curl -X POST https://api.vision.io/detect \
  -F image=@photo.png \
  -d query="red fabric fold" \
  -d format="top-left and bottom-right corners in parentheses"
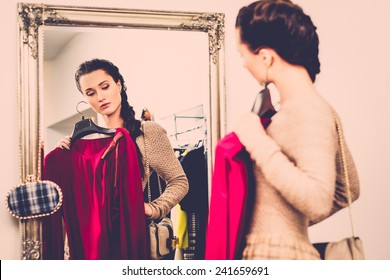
top-left (205, 118), bottom-right (270, 260)
top-left (43, 128), bottom-right (147, 259)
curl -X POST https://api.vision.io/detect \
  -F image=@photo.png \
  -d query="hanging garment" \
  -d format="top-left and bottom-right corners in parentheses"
top-left (174, 204), bottom-right (188, 248)
top-left (43, 128), bottom-right (147, 260)
top-left (179, 146), bottom-right (208, 214)
top-left (179, 146), bottom-right (208, 259)
top-left (205, 118), bottom-right (271, 260)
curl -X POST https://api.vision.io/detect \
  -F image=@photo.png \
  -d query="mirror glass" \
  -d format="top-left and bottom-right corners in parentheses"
top-left (17, 3), bottom-right (225, 260)
top-left (43, 27), bottom-right (209, 152)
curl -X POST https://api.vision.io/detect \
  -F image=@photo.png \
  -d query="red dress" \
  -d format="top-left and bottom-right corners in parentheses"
top-left (205, 118), bottom-right (271, 260)
top-left (43, 128), bottom-right (147, 259)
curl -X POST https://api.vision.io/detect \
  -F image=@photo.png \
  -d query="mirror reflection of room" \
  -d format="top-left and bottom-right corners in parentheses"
top-left (42, 26), bottom-right (211, 260)
top-left (43, 27), bottom-right (209, 152)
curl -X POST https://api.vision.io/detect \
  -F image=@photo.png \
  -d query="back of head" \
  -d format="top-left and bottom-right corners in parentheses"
top-left (236, 0), bottom-right (320, 82)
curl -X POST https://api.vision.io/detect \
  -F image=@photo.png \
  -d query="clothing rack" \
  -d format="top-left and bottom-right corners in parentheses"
top-left (159, 105), bottom-right (206, 148)
top-left (159, 105), bottom-right (208, 260)
top-left (169, 124), bottom-right (204, 139)
top-left (183, 212), bottom-right (199, 260)
top-left (179, 145), bottom-right (208, 260)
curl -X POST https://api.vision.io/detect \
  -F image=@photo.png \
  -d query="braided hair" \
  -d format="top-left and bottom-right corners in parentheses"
top-left (236, 0), bottom-right (320, 82)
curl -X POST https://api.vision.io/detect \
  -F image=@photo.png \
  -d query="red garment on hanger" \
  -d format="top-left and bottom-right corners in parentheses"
top-left (205, 118), bottom-right (270, 260)
top-left (43, 128), bottom-right (147, 259)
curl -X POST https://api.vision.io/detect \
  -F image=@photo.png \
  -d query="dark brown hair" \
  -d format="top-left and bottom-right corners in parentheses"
top-left (75, 58), bottom-right (144, 176)
top-left (236, 0), bottom-right (320, 82)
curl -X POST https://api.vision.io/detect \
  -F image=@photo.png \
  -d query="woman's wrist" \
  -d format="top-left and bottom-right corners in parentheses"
top-left (144, 203), bottom-right (153, 217)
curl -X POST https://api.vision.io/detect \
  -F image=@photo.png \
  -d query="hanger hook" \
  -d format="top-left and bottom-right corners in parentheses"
top-left (76, 101), bottom-right (88, 119)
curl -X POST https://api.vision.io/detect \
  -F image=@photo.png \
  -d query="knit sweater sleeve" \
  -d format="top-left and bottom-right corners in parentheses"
top-left (244, 102), bottom-right (338, 221)
top-left (140, 121), bottom-right (189, 219)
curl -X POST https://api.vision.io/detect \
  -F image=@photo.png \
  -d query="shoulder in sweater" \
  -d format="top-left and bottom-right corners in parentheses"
top-left (271, 93), bottom-right (335, 134)
top-left (266, 93), bottom-right (338, 159)
top-left (139, 121), bottom-right (168, 142)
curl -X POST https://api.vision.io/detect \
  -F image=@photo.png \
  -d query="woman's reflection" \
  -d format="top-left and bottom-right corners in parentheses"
top-left (43, 58), bottom-right (189, 259)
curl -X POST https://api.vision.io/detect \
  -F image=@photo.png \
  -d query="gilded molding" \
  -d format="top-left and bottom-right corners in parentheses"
top-left (22, 239), bottom-right (41, 260)
top-left (181, 13), bottom-right (225, 64)
top-left (16, 4), bottom-right (226, 259)
top-left (18, 3), bottom-right (68, 59)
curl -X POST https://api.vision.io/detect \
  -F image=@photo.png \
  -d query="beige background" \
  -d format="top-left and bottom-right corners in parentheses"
top-left (1, 0), bottom-right (389, 259)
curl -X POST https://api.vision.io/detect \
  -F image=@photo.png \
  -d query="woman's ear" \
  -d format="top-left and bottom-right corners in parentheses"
top-left (258, 48), bottom-right (274, 68)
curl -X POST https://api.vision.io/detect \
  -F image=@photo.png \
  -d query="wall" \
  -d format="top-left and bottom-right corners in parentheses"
top-left (1, 0), bottom-right (389, 259)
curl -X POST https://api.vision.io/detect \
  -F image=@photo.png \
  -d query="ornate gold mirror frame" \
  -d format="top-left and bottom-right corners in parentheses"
top-left (17, 3), bottom-right (226, 259)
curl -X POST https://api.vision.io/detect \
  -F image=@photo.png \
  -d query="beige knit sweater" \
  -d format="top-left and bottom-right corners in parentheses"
top-left (136, 121), bottom-right (189, 220)
top-left (241, 93), bottom-right (360, 258)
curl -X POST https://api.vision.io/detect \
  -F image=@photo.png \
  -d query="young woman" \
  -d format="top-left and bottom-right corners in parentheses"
top-left (50, 58), bottom-right (188, 259)
top-left (233, 0), bottom-right (360, 259)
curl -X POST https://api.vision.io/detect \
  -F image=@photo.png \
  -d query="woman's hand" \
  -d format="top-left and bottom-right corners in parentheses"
top-left (56, 136), bottom-right (71, 150)
top-left (144, 203), bottom-right (153, 217)
top-left (233, 112), bottom-right (266, 148)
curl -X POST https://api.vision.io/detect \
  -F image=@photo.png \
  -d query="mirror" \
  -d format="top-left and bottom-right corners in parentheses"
top-left (17, 3), bottom-right (225, 259)
top-left (43, 27), bottom-right (211, 153)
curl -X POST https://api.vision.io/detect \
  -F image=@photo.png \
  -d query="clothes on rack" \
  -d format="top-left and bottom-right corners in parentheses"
top-left (183, 212), bottom-right (200, 260)
top-left (174, 205), bottom-right (189, 249)
top-left (159, 106), bottom-right (207, 260)
top-left (43, 128), bottom-right (147, 260)
top-left (179, 145), bottom-right (208, 260)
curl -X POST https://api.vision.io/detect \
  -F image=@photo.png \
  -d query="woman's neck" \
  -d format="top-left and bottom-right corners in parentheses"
top-left (272, 65), bottom-right (317, 106)
top-left (102, 114), bottom-right (124, 129)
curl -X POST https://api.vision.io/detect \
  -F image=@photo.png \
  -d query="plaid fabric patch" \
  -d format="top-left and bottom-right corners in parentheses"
top-left (7, 181), bottom-right (62, 219)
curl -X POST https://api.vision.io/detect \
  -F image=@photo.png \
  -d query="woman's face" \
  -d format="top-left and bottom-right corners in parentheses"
top-left (79, 69), bottom-right (122, 118)
top-left (235, 28), bottom-right (266, 85)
